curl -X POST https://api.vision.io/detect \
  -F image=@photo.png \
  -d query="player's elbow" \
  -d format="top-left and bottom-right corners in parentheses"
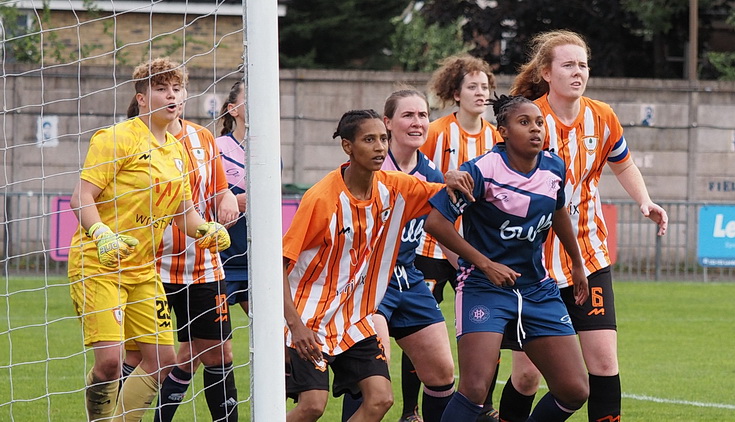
top-left (424, 210), bottom-right (445, 239)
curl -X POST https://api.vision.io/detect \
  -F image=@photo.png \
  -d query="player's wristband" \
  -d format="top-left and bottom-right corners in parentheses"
top-left (87, 222), bottom-right (111, 239)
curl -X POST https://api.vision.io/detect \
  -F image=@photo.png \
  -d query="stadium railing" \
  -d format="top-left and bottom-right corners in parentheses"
top-left (1, 191), bottom-right (734, 281)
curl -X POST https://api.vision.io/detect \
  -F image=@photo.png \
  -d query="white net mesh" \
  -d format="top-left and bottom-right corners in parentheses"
top-left (0, 1), bottom-right (253, 420)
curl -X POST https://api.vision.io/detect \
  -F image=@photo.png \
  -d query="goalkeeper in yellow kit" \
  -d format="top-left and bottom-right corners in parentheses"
top-left (67, 57), bottom-right (230, 422)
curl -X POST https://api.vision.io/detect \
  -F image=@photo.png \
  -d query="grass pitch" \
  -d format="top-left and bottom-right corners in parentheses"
top-left (1, 277), bottom-right (733, 420)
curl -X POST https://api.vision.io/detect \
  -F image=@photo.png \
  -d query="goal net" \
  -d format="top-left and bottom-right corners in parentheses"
top-left (0, 1), bottom-right (284, 420)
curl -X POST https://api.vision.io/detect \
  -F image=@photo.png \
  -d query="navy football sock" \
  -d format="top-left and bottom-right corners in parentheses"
top-left (154, 366), bottom-right (192, 422)
top-left (441, 392), bottom-right (482, 422)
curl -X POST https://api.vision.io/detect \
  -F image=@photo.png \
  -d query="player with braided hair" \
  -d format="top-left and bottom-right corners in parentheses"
top-left (340, 89), bottom-right (456, 422)
top-left (417, 53), bottom-right (505, 422)
top-left (425, 94), bottom-right (589, 422)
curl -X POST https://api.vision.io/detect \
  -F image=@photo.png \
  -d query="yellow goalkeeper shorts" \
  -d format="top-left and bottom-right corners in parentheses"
top-left (69, 273), bottom-right (174, 347)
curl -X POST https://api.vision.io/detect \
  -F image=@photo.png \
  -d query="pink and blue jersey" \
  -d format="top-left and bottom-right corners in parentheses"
top-left (215, 133), bottom-right (248, 282)
top-left (382, 150), bottom-right (444, 290)
top-left (430, 145), bottom-right (566, 288)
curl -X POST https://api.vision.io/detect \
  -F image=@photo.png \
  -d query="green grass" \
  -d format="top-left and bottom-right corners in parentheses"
top-left (1, 278), bottom-right (734, 420)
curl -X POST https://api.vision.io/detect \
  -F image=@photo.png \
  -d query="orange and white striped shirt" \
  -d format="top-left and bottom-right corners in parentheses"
top-left (418, 112), bottom-right (503, 258)
top-left (538, 94), bottom-right (632, 288)
top-left (157, 119), bottom-right (229, 284)
top-left (283, 164), bottom-right (443, 356)
top-left (421, 112), bottom-right (503, 174)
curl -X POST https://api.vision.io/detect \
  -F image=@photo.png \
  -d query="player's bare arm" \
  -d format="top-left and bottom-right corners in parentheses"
top-left (552, 208), bottom-right (589, 304)
top-left (609, 158), bottom-right (668, 236)
top-left (282, 259), bottom-right (323, 362)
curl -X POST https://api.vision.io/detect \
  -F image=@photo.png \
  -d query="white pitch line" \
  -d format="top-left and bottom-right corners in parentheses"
top-left (621, 393), bottom-right (735, 410)
top-left (491, 379), bottom-right (735, 410)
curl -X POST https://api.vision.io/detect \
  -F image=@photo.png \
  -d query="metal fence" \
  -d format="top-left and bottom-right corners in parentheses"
top-left (1, 192), bottom-right (733, 281)
top-left (609, 200), bottom-right (735, 281)
top-left (1, 191), bottom-right (71, 274)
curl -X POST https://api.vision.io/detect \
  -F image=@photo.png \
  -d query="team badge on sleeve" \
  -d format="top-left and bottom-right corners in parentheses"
top-left (450, 192), bottom-right (470, 215)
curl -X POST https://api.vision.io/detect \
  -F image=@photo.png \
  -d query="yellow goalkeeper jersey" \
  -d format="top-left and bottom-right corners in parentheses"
top-left (68, 117), bottom-right (192, 282)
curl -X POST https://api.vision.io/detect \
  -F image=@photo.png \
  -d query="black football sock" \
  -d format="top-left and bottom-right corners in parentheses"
top-left (341, 393), bottom-right (363, 422)
top-left (118, 361), bottom-right (136, 392)
top-left (203, 362), bottom-right (239, 421)
top-left (588, 373), bottom-right (621, 422)
top-left (499, 376), bottom-right (535, 422)
top-left (422, 382), bottom-right (454, 422)
top-left (401, 351), bottom-right (422, 417)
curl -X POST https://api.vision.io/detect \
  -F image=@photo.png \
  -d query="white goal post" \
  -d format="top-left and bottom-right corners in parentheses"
top-left (0, 0), bottom-right (285, 420)
top-left (244, 0), bottom-right (286, 420)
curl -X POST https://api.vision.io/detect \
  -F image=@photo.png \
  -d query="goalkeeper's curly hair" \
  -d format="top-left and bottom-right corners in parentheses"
top-left (131, 57), bottom-right (188, 96)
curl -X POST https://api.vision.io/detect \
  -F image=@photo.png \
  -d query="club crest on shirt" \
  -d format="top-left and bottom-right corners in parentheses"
top-left (582, 135), bottom-right (598, 152)
top-left (380, 208), bottom-right (391, 222)
top-left (547, 177), bottom-right (561, 192)
top-left (174, 158), bottom-right (184, 174)
top-left (191, 148), bottom-right (205, 161)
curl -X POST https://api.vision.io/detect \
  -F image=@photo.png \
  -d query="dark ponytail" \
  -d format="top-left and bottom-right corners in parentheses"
top-left (126, 96), bottom-right (139, 118)
top-left (332, 109), bottom-right (381, 142)
top-left (219, 80), bottom-right (244, 136)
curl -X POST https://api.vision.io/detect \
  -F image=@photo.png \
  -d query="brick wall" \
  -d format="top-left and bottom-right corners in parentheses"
top-left (38, 10), bottom-right (244, 70)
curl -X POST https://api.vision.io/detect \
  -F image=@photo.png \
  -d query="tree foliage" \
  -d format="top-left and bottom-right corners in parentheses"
top-left (420, 0), bottom-right (731, 79)
top-left (1, 0), bottom-right (118, 65)
top-left (389, 10), bottom-right (467, 72)
top-left (705, 9), bottom-right (735, 80)
top-left (278, 0), bottom-right (412, 69)
top-left (0, 4), bottom-right (43, 63)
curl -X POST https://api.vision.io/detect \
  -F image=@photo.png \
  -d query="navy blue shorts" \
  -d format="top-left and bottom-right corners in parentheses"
top-left (456, 278), bottom-right (575, 348)
top-left (377, 275), bottom-right (444, 339)
top-left (286, 335), bottom-right (390, 400)
top-left (225, 278), bottom-right (249, 305)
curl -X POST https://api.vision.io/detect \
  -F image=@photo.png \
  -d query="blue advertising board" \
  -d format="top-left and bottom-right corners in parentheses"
top-left (698, 205), bottom-right (735, 267)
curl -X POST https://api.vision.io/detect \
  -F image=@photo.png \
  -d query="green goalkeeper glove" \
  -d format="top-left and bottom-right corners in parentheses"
top-left (88, 222), bottom-right (139, 267)
top-left (195, 222), bottom-right (231, 253)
